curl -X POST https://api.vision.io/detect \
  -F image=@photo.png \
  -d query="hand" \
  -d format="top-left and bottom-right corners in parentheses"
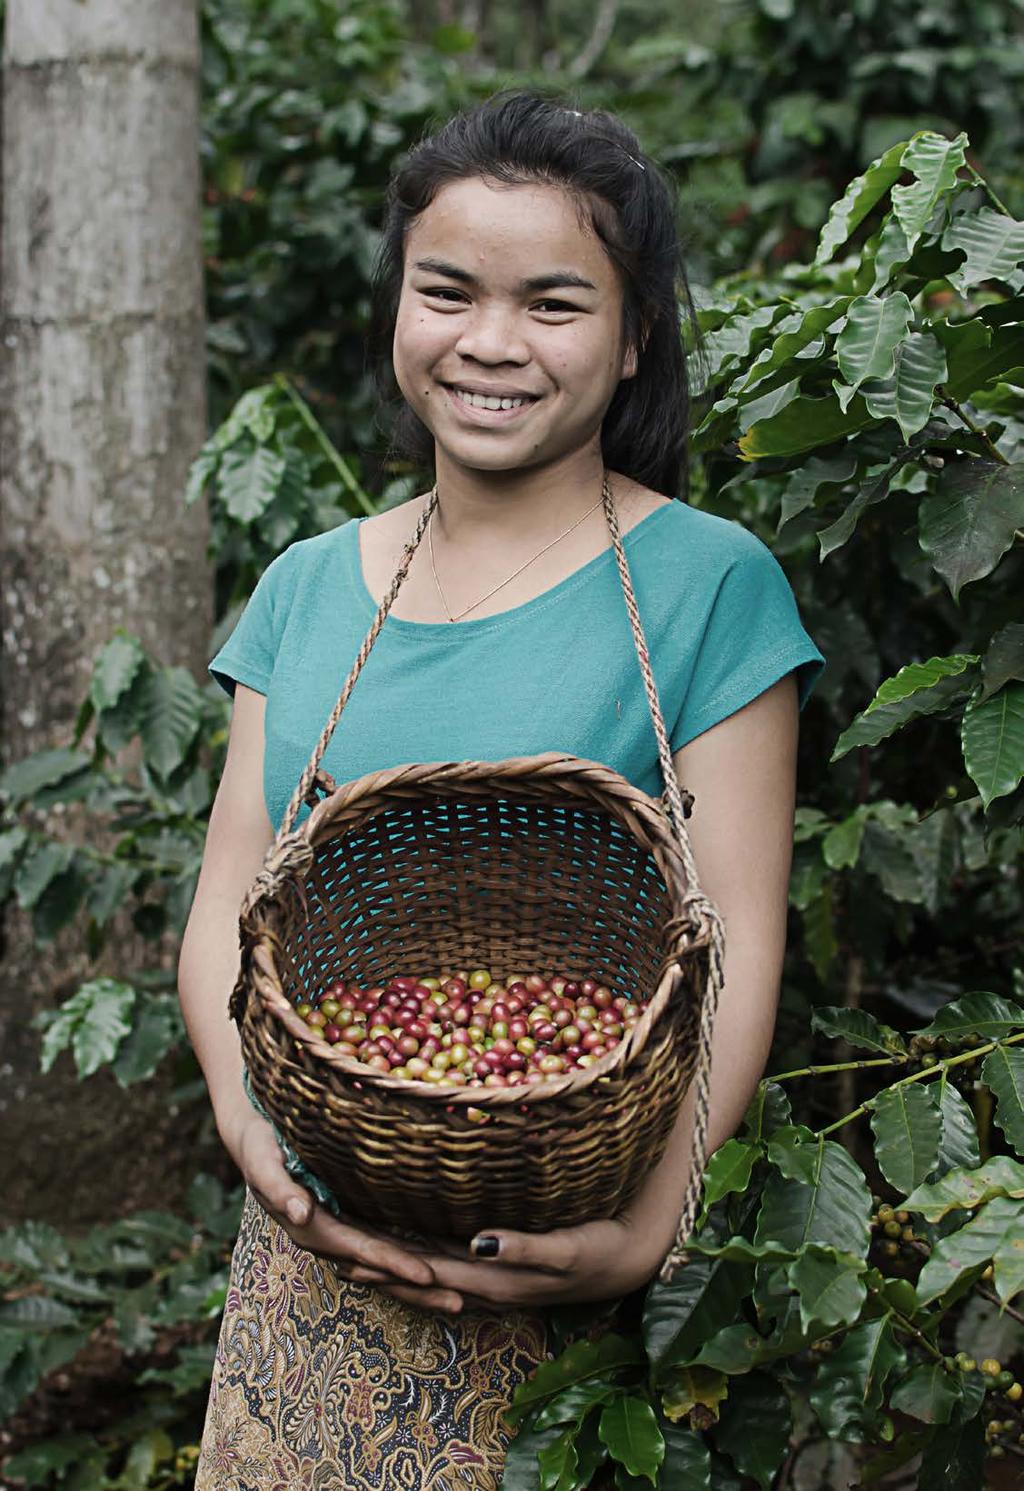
top-left (221, 1108), bottom-right (464, 1314)
top-left (348, 1214), bottom-right (663, 1314)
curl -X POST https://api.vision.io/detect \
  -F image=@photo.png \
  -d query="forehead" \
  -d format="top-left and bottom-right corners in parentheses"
top-left (404, 176), bottom-right (615, 286)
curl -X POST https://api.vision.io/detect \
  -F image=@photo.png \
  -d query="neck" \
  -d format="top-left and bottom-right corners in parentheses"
top-left (430, 447), bottom-right (608, 543)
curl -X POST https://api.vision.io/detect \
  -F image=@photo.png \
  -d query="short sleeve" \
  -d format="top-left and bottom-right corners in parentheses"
top-left (671, 535), bottom-right (825, 750)
top-left (208, 547), bottom-right (297, 699)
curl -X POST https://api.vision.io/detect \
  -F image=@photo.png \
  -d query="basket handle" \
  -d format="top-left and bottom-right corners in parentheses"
top-left (265, 475), bottom-right (724, 1280)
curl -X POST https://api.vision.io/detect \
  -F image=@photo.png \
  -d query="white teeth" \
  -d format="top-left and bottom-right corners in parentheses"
top-left (454, 389), bottom-right (527, 411)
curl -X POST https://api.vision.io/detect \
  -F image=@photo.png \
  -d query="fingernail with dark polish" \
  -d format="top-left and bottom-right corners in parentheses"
top-left (472, 1235), bottom-right (500, 1258)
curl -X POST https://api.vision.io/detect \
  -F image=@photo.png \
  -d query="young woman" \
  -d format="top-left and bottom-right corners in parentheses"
top-left (183, 91), bottom-right (824, 1486)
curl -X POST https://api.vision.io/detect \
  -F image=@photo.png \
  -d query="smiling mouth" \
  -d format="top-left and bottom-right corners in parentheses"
top-left (446, 385), bottom-right (540, 415)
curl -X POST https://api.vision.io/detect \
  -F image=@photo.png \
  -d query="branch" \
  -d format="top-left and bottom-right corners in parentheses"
top-left (965, 166), bottom-right (1013, 218)
top-left (816, 1030), bottom-right (1024, 1139)
top-left (567, 0), bottom-right (619, 79)
top-left (274, 374), bottom-right (377, 516)
top-left (940, 394), bottom-right (1011, 465)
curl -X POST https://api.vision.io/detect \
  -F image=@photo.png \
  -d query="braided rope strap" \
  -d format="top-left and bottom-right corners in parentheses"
top-left (602, 482), bottom-right (725, 1283)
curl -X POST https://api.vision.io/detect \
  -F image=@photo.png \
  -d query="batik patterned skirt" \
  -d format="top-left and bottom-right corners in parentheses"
top-left (194, 1189), bottom-right (560, 1489)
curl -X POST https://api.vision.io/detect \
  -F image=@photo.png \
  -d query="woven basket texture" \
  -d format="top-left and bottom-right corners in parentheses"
top-left (237, 756), bottom-right (709, 1240)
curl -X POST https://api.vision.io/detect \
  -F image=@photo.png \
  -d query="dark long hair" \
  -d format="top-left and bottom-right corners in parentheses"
top-left (367, 91), bottom-right (703, 500)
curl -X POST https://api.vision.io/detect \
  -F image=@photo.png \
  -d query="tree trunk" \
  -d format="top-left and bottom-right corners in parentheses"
top-left (1, 0), bottom-right (210, 740)
top-left (0, 0), bottom-right (213, 1226)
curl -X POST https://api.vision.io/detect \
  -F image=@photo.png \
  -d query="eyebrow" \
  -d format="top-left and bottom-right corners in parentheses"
top-left (411, 257), bottom-right (598, 294)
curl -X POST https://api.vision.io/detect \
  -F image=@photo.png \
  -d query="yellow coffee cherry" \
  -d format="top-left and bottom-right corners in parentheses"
top-left (981, 1264), bottom-right (994, 1281)
top-left (981, 1358), bottom-right (1002, 1377)
top-left (1007, 1383), bottom-right (1023, 1402)
top-left (901, 1226), bottom-right (915, 1242)
top-left (877, 1204), bottom-right (895, 1223)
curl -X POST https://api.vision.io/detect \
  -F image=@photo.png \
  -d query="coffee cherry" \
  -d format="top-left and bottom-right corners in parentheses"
top-left (981, 1359), bottom-right (1002, 1377)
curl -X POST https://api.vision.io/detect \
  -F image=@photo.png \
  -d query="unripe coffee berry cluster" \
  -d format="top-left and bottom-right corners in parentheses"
top-left (294, 967), bottom-right (646, 1088)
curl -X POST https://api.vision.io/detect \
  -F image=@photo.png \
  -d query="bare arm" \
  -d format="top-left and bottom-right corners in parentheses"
top-left (178, 683), bottom-right (275, 1149)
top-left (177, 684), bottom-right (448, 1298)
top-left (623, 672), bottom-right (799, 1259)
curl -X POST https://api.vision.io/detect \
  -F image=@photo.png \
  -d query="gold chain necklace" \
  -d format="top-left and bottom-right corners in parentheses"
top-left (427, 473), bottom-right (611, 623)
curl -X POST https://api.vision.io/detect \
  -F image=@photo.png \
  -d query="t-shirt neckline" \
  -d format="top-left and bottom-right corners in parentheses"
top-left (348, 502), bottom-right (675, 637)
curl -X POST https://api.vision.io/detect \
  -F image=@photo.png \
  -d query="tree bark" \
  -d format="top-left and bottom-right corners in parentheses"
top-left (1, 0), bottom-right (210, 744)
top-left (0, 0), bottom-right (213, 1225)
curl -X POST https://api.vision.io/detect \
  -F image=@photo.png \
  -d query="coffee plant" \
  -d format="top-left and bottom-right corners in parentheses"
top-left (2, 92), bottom-right (1023, 1491)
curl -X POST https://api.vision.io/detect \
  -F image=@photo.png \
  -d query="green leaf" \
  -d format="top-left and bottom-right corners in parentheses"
top-left (814, 140), bottom-right (907, 266)
top-left (743, 1082), bottom-right (791, 1142)
top-left (940, 207), bottom-right (1024, 294)
top-left (809, 1316), bottom-right (906, 1441)
top-left (184, 445), bottom-right (218, 507)
top-left (657, 1417), bottom-right (710, 1490)
top-left (534, 1376), bottom-right (619, 1430)
top-left (738, 392), bottom-right (874, 459)
top-left (0, 749), bottom-right (91, 807)
top-left (714, 1372), bottom-right (791, 1491)
top-left (831, 655), bottom-right (979, 759)
top-left (776, 452), bottom-right (859, 535)
top-left (890, 1363), bottom-right (962, 1425)
top-left (786, 1248), bottom-right (868, 1332)
top-left (891, 132), bottom-right (968, 252)
top-left (699, 1140), bottom-right (759, 1223)
top-left (0, 1294), bottom-right (81, 1329)
top-left (860, 331), bottom-right (948, 440)
top-left (905, 1155), bottom-right (1024, 1220)
top-left (834, 294), bottom-right (914, 408)
top-left (961, 682), bottom-right (1024, 809)
top-left (14, 840), bottom-right (74, 911)
top-left (935, 320), bottom-right (1024, 403)
top-left (0, 1220), bottom-right (70, 1271)
top-left (981, 1046), bottom-right (1024, 1156)
top-left (917, 1195), bottom-right (1024, 1305)
top-left (112, 994), bottom-right (184, 1087)
top-left (981, 622), bottom-right (1024, 701)
top-left (870, 1083), bottom-right (942, 1193)
top-left (755, 1134), bottom-right (871, 1255)
top-left (918, 1414), bottom-right (986, 1489)
top-left (217, 442), bottom-right (286, 522)
top-left (90, 632), bottom-right (146, 712)
top-left (741, 297), bottom-right (854, 392)
top-left (643, 1252), bottom-right (755, 1375)
top-left (498, 1422), bottom-right (567, 1491)
top-left (598, 1396), bottom-right (665, 1482)
top-left (811, 1006), bottom-right (908, 1056)
top-left (915, 993), bottom-right (1024, 1041)
top-left (2, 1436), bottom-right (98, 1485)
top-left (211, 384), bottom-right (280, 452)
top-left (918, 462), bottom-right (1024, 603)
top-left (39, 978), bottom-right (136, 1078)
top-left (822, 812), bottom-right (866, 869)
top-left (505, 1335), bottom-right (645, 1429)
top-left (537, 1427), bottom-right (577, 1491)
top-left (137, 666), bottom-right (204, 780)
top-left (933, 1081), bottom-right (982, 1177)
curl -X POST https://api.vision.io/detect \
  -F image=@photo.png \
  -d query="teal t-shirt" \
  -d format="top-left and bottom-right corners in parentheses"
top-left (210, 501), bottom-right (825, 832)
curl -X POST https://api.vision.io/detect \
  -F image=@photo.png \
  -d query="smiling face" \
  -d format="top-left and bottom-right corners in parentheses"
top-left (392, 176), bottom-right (637, 478)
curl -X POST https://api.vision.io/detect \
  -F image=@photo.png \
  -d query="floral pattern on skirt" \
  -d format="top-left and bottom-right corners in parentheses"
top-left (195, 1189), bottom-right (557, 1489)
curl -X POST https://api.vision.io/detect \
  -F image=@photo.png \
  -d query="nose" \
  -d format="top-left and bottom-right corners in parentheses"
top-left (453, 303), bottom-right (530, 366)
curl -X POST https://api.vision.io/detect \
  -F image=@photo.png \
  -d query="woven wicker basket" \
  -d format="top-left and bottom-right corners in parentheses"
top-left (231, 478), bottom-right (725, 1282)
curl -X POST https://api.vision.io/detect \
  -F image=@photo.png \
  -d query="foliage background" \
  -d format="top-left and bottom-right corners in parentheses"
top-left (1, 0), bottom-right (1023, 1486)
